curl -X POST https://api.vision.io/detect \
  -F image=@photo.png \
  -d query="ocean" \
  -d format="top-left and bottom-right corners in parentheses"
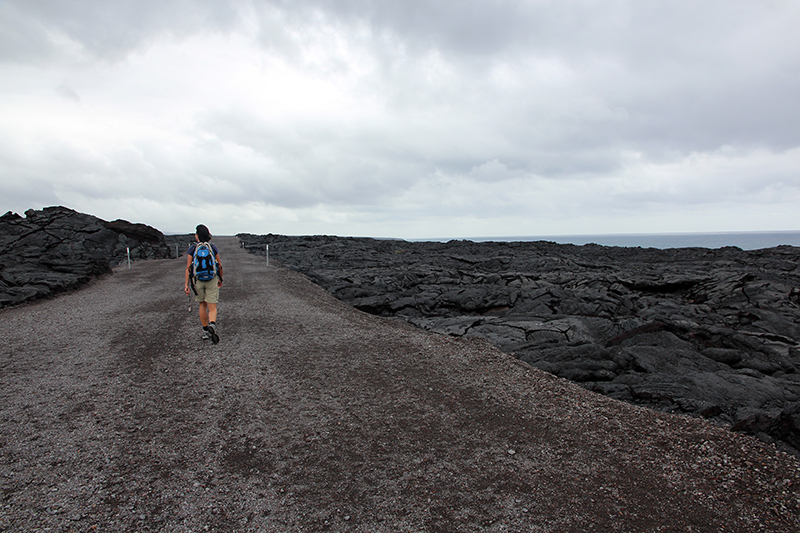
top-left (426, 231), bottom-right (800, 251)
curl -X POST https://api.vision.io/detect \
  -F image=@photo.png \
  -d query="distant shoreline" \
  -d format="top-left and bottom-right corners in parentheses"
top-left (412, 230), bottom-right (800, 250)
top-left (172, 230), bottom-right (800, 251)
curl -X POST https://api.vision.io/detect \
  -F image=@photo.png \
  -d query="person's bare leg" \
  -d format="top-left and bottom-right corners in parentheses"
top-left (199, 302), bottom-right (209, 327)
top-left (208, 303), bottom-right (217, 324)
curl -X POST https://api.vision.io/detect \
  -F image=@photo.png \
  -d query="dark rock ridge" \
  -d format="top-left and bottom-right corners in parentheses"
top-left (0, 206), bottom-right (172, 308)
top-left (164, 234), bottom-right (196, 256)
top-left (239, 233), bottom-right (800, 456)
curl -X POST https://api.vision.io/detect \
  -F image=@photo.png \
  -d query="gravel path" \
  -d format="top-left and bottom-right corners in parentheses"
top-left (1, 236), bottom-right (799, 532)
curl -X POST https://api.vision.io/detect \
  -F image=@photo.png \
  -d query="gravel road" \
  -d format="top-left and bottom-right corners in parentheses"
top-left (1, 236), bottom-right (799, 532)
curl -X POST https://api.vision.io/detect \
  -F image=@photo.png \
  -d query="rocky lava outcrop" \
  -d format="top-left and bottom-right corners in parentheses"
top-left (0, 206), bottom-right (172, 308)
top-left (239, 233), bottom-right (800, 456)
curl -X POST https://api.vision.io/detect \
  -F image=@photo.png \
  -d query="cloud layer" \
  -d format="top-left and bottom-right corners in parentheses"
top-left (2, 0), bottom-right (799, 237)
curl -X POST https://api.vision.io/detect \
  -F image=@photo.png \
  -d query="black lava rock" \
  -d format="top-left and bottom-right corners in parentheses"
top-left (239, 233), bottom-right (800, 456)
top-left (0, 206), bottom-right (172, 308)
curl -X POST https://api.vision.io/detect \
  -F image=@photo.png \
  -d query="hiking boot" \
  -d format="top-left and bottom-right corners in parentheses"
top-left (201, 330), bottom-right (211, 341)
top-left (208, 323), bottom-right (219, 344)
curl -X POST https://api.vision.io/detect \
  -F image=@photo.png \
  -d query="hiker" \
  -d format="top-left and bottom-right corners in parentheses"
top-left (184, 224), bottom-right (223, 343)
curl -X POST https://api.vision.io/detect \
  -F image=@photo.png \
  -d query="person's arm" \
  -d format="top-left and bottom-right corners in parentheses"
top-left (184, 253), bottom-right (192, 294)
top-left (216, 253), bottom-right (223, 287)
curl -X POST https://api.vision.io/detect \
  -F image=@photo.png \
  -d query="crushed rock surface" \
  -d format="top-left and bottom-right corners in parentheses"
top-left (1, 237), bottom-right (799, 532)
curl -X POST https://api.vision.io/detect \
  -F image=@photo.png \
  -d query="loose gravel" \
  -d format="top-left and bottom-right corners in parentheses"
top-left (1, 237), bottom-right (799, 532)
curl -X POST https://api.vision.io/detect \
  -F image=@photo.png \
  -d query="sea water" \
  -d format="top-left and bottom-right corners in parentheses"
top-left (426, 231), bottom-right (800, 251)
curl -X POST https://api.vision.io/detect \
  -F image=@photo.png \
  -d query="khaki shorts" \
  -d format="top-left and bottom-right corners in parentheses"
top-left (193, 277), bottom-right (220, 304)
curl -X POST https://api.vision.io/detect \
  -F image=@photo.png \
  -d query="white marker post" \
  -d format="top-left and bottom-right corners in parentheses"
top-left (266, 244), bottom-right (270, 267)
top-left (127, 247), bottom-right (131, 269)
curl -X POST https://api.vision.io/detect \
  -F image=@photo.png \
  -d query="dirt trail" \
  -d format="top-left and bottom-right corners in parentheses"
top-left (1, 236), bottom-right (799, 532)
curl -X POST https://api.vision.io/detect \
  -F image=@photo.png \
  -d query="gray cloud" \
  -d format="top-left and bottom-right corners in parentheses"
top-left (1, 0), bottom-right (240, 62)
top-left (1, 1), bottom-right (799, 237)
top-left (56, 83), bottom-right (81, 103)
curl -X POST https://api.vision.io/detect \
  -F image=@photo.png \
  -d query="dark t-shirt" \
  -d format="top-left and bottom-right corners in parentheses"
top-left (187, 243), bottom-right (219, 257)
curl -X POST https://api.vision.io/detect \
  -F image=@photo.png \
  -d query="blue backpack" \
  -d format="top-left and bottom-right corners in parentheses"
top-left (192, 242), bottom-right (217, 282)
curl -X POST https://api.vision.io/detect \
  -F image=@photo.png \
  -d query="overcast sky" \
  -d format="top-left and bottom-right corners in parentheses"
top-left (2, 1), bottom-right (799, 238)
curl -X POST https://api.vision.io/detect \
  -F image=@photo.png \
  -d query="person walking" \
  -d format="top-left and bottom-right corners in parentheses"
top-left (184, 224), bottom-right (223, 343)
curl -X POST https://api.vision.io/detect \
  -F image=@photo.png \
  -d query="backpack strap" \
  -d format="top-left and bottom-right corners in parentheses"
top-left (187, 243), bottom-right (199, 293)
top-left (204, 242), bottom-right (217, 279)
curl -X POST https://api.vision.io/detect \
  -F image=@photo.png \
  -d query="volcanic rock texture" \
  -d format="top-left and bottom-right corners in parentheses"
top-left (240, 234), bottom-right (800, 456)
top-left (0, 206), bottom-right (171, 308)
